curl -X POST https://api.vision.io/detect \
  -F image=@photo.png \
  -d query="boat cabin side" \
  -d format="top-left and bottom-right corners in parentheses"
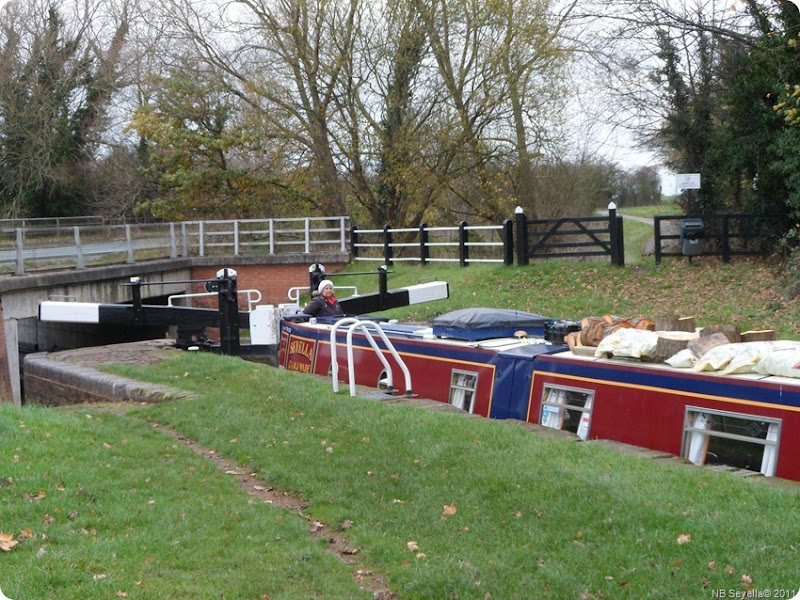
top-left (528, 351), bottom-right (800, 481)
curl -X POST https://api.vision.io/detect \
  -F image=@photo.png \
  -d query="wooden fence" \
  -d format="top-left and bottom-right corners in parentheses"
top-left (351, 221), bottom-right (514, 266)
top-left (350, 207), bottom-right (625, 267)
top-left (653, 214), bottom-right (770, 265)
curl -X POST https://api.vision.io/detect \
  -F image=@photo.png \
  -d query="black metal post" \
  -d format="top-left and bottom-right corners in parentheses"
top-left (130, 277), bottom-right (143, 324)
top-left (350, 225), bottom-right (359, 259)
top-left (458, 221), bottom-right (468, 267)
top-left (217, 269), bottom-right (241, 356)
top-left (616, 216), bottom-right (625, 266)
top-left (608, 204), bottom-right (619, 266)
top-left (378, 265), bottom-right (388, 311)
top-left (722, 215), bottom-right (731, 263)
top-left (502, 219), bottom-right (513, 265)
top-left (515, 209), bottom-right (528, 266)
top-left (654, 216), bottom-right (663, 265)
top-left (383, 224), bottom-right (393, 266)
top-left (419, 223), bottom-right (429, 266)
top-left (309, 263), bottom-right (326, 295)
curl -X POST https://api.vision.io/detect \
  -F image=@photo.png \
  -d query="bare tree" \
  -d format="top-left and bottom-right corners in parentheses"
top-left (148, 0), bottom-right (358, 215)
top-left (0, 0), bottom-right (132, 217)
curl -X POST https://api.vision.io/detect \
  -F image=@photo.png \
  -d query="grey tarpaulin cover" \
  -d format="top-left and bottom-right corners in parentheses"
top-left (431, 308), bottom-right (551, 340)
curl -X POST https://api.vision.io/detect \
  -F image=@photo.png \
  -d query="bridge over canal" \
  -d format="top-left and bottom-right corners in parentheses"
top-left (0, 216), bottom-right (351, 405)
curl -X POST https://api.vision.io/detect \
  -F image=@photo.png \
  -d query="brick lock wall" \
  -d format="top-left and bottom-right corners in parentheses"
top-left (188, 263), bottom-right (345, 310)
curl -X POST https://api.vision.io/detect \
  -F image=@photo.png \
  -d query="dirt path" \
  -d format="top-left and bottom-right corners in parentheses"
top-left (84, 402), bottom-right (397, 599)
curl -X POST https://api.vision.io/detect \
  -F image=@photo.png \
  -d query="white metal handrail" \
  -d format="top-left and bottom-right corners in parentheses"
top-left (168, 289), bottom-right (262, 312)
top-left (329, 317), bottom-right (413, 397)
top-left (287, 286), bottom-right (358, 304)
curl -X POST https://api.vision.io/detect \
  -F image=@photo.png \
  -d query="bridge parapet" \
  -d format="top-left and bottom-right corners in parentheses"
top-left (0, 216), bottom-right (350, 276)
top-left (0, 252), bottom-right (349, 405)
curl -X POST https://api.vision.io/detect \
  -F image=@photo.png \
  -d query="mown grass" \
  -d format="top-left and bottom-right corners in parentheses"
top-left (3, 353), bottom-right (797, 599)
top-left (0, 402), bottom-right (363, 600)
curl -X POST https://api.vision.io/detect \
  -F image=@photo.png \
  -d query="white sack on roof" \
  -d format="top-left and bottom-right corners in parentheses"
top-left (755, 347), bottom-right (800, 378)
top-left (595, 328), bottom-right (659, 359)
top-left (666, 348), bottom-right (697, 368)
top-left (694, 341), bottom-right (800, 375)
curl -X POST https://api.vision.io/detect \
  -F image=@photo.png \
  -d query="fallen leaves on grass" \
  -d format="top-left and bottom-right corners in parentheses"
top-left (0, 533), bottom-right (18, 552)
top-left (442, 503), bottom-right (457, 516)
top-left (676, 533), bottom-right (691, 545)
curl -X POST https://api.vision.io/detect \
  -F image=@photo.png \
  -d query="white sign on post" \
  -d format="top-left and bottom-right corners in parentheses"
top-left (675, 173), bottom-right (701, 190)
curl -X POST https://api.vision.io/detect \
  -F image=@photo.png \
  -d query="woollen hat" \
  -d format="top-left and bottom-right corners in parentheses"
top-left (318, 279), bottom-right (334, 294)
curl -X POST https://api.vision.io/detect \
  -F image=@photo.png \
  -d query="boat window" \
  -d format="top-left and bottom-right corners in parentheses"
top-left (449, 370), bottom-right (478, 413)
top-left (540, 385), bottom-right (594, 440)
top-left (682, 408), bottom-right (781, 476)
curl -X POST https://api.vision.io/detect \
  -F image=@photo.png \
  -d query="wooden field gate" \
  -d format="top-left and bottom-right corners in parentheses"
top-left (514, 208), bottom-right (625, 266)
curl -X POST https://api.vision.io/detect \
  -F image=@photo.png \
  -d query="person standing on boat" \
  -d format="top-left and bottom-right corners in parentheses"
top-left (303, 279), bottom-right (344, 317)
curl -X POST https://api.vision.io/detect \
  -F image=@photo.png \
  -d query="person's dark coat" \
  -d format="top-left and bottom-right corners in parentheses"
top-left (303, 295), bottom-right (343, 317)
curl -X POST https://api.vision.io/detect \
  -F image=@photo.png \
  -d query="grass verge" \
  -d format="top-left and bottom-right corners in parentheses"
top-left (331, 261), bottom-right (799, 339)
top-left (3, 353), bottom-right (798, 598)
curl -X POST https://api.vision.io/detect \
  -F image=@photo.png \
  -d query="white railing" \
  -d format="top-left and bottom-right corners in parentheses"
top-left (287, 286), bottom-right (358, 304)
top-left (167, 289), bottom-right (263, 312)
top-left (0, 216), bottom-right (350, 276)
top-left (329, 317), bottom-right (412, 397)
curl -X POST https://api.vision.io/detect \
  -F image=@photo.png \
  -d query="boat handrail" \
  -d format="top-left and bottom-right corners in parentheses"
top-left (330, 318), bottom-right (413, 397)
top-left (330, 318), bottom-right (376, 393)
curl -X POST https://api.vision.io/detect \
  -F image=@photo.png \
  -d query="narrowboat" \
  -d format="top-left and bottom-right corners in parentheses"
top-left (279, 307), bottom-right (800, 483)
top-left (35, 266), bottom-right (800, 483)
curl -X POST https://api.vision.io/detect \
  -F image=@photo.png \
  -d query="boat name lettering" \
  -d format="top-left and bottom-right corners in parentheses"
top-left (286, 339), bottom-right (314, 373)
top-left (288, 340), bottom-right (314, 361)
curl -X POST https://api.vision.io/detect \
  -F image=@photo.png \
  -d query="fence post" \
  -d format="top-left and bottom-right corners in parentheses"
top-left (607, 202), bottom-right (624, 266)
top-left (459, 221), bottom-right (469, 267)
top-left (340, 216), bottom-right (347, 252)
top-left (514, 207), bottom-right (528, 266)
top-left (616, 215), bottom-right (625, 266)
top-left (125, 224), bottom-right (134, 264)
top-left (74, 226), bottom-right (85, 269)
top-left (14, 228), bottom-right (24, 276)
top-left (304, 218), bottom-right (311, 254)
top-left (383, 224), bottom-right (393, 266)
top-left (181, 222), bottom-right (188, 257)
top-left (233, 220), bottom-right (240, 256)
top-left (721, 214), bottom-right (731, 263)
top-left (199, 221), bottom-right (205, 257)
top-left (502, 219), bottom-right (513, 265)
top-left (419, 223), bottom-right (429, 265)
top-left (269, 220), bottom-right (275, 254)
top-left (169, 223), bottom-right (177, 259)
top-left (350, 225), bottom-right (359, 259)
top-left (654, 216), bottom-right (662, 265)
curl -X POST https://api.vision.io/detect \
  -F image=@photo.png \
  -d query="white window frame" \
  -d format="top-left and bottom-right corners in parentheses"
top-left (540, 384), bottom-right (594, 440)
top-left (449, 370), bottom-right (478, 413)
top-left (681, 407), bottom-right (781, 476)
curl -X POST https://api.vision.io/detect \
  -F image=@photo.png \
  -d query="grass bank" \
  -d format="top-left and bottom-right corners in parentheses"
top-left (333, 260), bottom-right (799, 339)
top-left (2, 351), bottom-right (799, 599)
